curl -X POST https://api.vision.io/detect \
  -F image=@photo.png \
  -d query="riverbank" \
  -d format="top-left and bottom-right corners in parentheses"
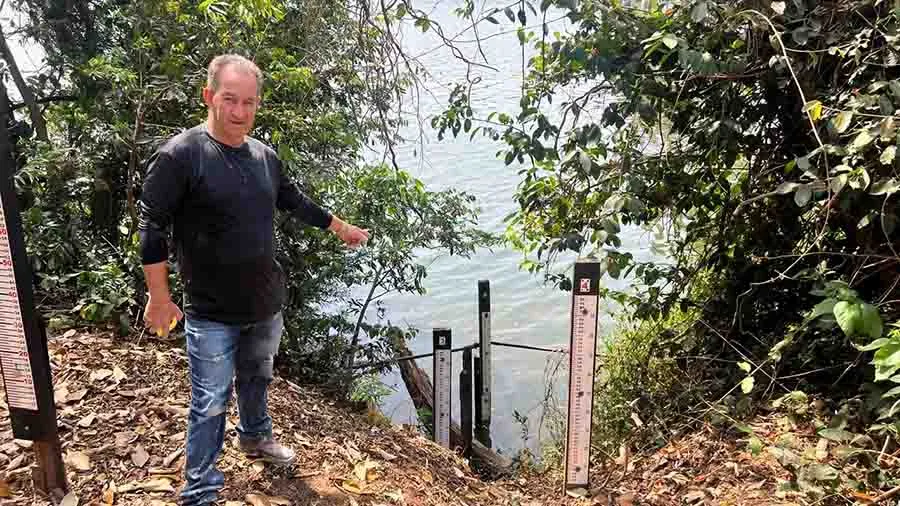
top-left (0, 329), bottom-right (883, 505)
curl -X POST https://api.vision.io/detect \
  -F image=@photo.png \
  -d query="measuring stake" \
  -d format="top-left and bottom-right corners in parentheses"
top-left (432, 328), bottom-right (452, 448)
top-left (477, 280), bottom-right (491, 429)
top-left (0, 87), bottom-right (67, 495)
top-left (564, 258), bottom-right (602, 494)
top-left (460, 348), bottom-right (473, 458)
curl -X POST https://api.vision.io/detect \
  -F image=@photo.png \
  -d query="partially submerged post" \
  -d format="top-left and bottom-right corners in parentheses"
top-left (0, 85), bottom-right (67, 496)
top-left (432, 328), bottom-right (452, 448)
top-left (475, 280), bottom-right (492, 447)
top-left (564, 258), bottom-right (602, 496)
top-left (459, 348), bottom-right (473, 458)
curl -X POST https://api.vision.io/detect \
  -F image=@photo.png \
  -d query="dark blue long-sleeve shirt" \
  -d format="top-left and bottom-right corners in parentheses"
top-left (137, 124), bottom-right (333, 324)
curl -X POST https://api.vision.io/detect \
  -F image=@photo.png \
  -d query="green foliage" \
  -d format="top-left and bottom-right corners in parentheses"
top-left (8, 0), bottom-right (491, 386)
top-left (348, 373), bottom-right (395, 406)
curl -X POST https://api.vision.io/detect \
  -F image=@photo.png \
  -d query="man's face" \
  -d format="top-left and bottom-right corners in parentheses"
top-left (203, 65), bottom-right (259, 141)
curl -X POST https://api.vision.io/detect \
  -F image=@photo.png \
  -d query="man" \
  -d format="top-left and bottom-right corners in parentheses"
top-left (137, 54), bottom-right (369, 505)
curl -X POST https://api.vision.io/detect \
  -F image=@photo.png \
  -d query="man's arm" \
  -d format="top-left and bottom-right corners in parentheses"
top-left (138, 150), bottom-right (187, 334)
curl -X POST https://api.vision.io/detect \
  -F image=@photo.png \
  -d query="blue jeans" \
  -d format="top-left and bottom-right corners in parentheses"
top-left (179, 311), bottom-right (283, 506)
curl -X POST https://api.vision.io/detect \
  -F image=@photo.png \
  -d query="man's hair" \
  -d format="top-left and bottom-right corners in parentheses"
top-left (206, 54), bottom-right (263, 94)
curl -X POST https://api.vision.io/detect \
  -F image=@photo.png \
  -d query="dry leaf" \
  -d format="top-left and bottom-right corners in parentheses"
top-left (353, 459), bottom-right (379, 483)
top-left (252, 461), bottom-right (265, 473)
top-left (139, 478), bottom-right (174, 492)
top-left (246, 493), bottom-right (289, 506)
top-left (375, 448), bottom-right (397, 461)
top-left (421, 470), bottom-right (433, 483)
top-left (163, 448), bottom-right (182, 468)
top-left (452, 467), bottom-right (465, 479)
top-left (102, 484), bottom-right (115, 506)
top-left (0, 477), bottom-right (10, 498)
top-left (65, 450), bottom-right (92, 471)
top-left (67, 389), bottom-right (88, 402)
top-left (294, 470), bottom-right (320, 479)
top-left (6, 454), bottom-right (24, 472)
top-left (77, 414), bottom-right (95, 428)
top-left (112, 366), bottom-right (127, 382)
top-left (384, 490), bottom-right (404, 503)
top-left (63, 329), bottom-right (76, 338)
top-left (225, 502), bottom-right (244, 506)
top-left (60, 491), bottom-right (79, 506)
top-left (91, 369), bottom-right (113, 382)
top-left (340, 478), bottom-right (371, 495)
top-left (131, 445), bottom-right (150, 467)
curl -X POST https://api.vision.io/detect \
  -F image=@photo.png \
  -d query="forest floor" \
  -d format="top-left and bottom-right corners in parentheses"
top-left (0, 330), bottom-right (889, 505)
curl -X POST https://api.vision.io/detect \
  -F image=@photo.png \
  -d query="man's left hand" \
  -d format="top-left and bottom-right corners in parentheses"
top-left (338, 223), bottom-right (370, 248)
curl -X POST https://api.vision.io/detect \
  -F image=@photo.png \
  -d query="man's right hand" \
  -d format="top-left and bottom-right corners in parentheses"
top-left (143, 295), bottom-right (184, 338)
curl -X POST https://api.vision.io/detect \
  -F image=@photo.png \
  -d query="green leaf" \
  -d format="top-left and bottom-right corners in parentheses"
top-left (882, 385), bottom-right (900, 398)
top-left (776, 182), bottom-right (799, 194)
top-left (833, 111), bottom-right (853, 133)
top-left (504, 7), bottom-right (516, 21)
top-left (854, 337), bottom-right (889, 352)
top-left (818, 428), bottom-right (854, 442)
top-left (579, 151), bottom-right (591, 172)
top-left (738, 361), bottom-right (752, 373)
top-left (796, 156), bottom-right (810, 171)
top-left (809, 298), bottom-right (836, 320)
top-left (806, 463), bottom-right (839, 481)
top-left (850, 130), bottom-right (874, 151)
top-left (873, 339), bottom-right (900, 381)
top-left (691, 1), bottom-right (708, 22)
top-left (485, 16), bottom-right (499, 24)
top-left (794, 184), bottom-right (812, 207)
top-left (748, 436), bottom-right (764, 456)
top-left (860, 303), bottom-right (883, 339)
top-left (741, 376), bottom-right (755, 394)
top-left (834, 300), bottom-right (862, 337)
top-left (882, 146), bottom-right (897, 165)
top-left (804, 100), bottom-right (822, 121)
top-left (661, 34), bottom-right (678, 49)
top-left (870, 178), bottom-right (900, 195)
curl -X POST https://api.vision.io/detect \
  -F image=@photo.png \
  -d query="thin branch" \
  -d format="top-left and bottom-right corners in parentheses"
top-left (0, 24), bottom-right (47, 141)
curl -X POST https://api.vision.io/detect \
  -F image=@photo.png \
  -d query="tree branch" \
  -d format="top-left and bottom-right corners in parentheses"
top-left (0, 24), bottom-right (47, 141)
top-left (11, 94), bottom-right (78, 111)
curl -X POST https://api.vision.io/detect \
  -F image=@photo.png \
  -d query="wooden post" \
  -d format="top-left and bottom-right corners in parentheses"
top-left (0, 84), bottom-right (67, 495)
top-left (459, 348), bottom-right (473, 458)
top-left (472, 356), bottom-right (492, 448)
top-left (563, 258), bottom-right (602, 496)
top-left (432, 328), bottom-right (451, 449)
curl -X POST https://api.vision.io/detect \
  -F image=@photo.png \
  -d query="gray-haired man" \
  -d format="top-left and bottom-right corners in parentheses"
top-left (138, 54), bottom-right (369, 505)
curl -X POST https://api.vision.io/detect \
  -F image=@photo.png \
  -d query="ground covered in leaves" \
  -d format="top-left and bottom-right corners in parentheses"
top-left (0, 331), bottom-right (532, 506)
top-left (0, 330), bottom-right (891, 506)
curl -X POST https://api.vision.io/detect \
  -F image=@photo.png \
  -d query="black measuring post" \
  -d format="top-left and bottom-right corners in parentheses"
top-left (476, 280), bottom-right (492, 432)
top-left (432, 328), bottom-right (452, 449)
top-left (472, 357), bottom-right (492, 447)
top-left (563, 258), bottom-right (602, 496)
top-left (0, 86), bottom-right (67, 494)
top-left (460, 348), bottom-right (473, 458)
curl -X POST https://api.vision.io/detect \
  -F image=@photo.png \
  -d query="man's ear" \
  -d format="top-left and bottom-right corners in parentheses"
top-left (202, 87), bottom-right (214, 107)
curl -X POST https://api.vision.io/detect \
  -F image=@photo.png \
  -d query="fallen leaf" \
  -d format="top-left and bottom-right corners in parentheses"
top-left (67, 389), bottom-right (88, 402)
top-left (375, 448), bottom-right (397, 461)
top-left (163, 448), bottom-right (182, 468)
top-left (90, 369), bottom-right (113, 382)
top-left (131, 445), bottom-right (150, 467)
top-left (353, 459), bottom-right (379, 482)
top-left (149, 467), bottom-right (179, 475)
top-left (63, 329), bottom-right (76, 338)
top-left (6, 454), bottom-right (24, 471)
top-left (65, 450), bottom-right (91, 471)
top-left (0, 477), bottom-right (10, 498)
top-left (225, 502), bottom-right (244, 506)
top-left (60, 491), bottom-right (79, 506)
top-left (112, 366), bottom-right (127, 382)
top-left (252, 461), bottom-right (265, 473)
top-left (246, 493), bottom-right (289, 506)
top-left (138, 478), bottom-right (174, 492)
top-left (452, 467), bottom-right (465, 479)
top-left (421, 470), bottom-right (433, 483)
top-left (294, 470), bottom-right (320, 479)
top-left (13, 439), bottom-right (31, 449)
top-left (384, 490), bottom-right (404, 503)
top-left (102, 483), bottom-right (115, 506)
top-left (77, 414), bottom-right (96, 428)
top-left (340, 478), bottom-right (373, 495)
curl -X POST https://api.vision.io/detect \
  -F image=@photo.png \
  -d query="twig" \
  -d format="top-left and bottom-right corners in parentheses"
top-left (873, 485), bottom-right (900, 504)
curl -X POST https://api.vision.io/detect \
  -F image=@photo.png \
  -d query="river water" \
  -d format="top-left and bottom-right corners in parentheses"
top-left (371, 1), bottom-right (654, 458)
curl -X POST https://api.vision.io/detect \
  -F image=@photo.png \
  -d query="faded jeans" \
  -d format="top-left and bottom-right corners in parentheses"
top-left (179, 311), bottom-right (283, 506)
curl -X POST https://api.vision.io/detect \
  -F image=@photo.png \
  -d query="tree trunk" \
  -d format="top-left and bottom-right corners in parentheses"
top-left (392, 339), bottom-right (512, 477)
top-left (0, 25), bottom-right (48, 142)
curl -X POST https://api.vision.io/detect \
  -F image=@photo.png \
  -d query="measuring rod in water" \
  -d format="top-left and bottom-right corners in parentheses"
top-left (564, 258), bottom-right (602, 494)
top-left (433, 328), bottom-right (452, 448)
top-left (477, 280), bottom-right (492, 429)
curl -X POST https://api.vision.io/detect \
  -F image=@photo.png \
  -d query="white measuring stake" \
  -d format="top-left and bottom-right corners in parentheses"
top-left (433, 328), bottom-right (452, 448)
top-left (0, 197), bottom-right (36, 411)
top-left (477, 280), bottom-right (491, 428)
top-left (564, 258), bottom-right (601, 493)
